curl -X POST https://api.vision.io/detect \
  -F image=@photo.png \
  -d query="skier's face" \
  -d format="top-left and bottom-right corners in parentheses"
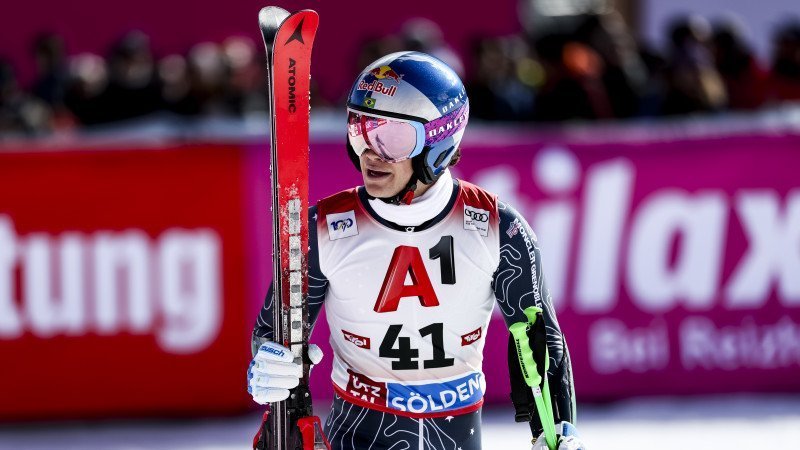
top-left (359, 149), bottom-right (414, 198)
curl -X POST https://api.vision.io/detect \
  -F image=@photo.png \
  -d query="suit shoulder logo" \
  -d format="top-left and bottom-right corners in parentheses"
top-left (327, 210), bottom-right (358, 240)
top-left (463, 205), bottom-right (489, 237)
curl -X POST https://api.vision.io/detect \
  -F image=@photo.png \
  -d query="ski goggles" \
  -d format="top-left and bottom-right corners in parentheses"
top-left (347, 108), bottom-right (426, 163)
top-left (347, 103), bottom-right (470, 163)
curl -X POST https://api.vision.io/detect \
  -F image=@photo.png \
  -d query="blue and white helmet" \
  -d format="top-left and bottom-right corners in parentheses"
top-left (346, 51), bottom-right (469, 186)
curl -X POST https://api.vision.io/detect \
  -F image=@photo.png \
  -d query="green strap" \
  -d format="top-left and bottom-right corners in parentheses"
top-left (510, 306), bottom-right (557, 450)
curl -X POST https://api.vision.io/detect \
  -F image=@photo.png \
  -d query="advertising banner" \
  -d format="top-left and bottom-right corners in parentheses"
top-left (2, 128), bottom-right (799, 420)
top-left (292, 132), bottom-right (800, 403)
top-left (0, 144), bottom-right (255, 420)
top-left (453, 132), bottom-right (800, 401)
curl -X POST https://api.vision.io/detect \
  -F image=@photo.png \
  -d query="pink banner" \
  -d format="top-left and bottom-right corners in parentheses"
top-left (455, 133), bottom-right (800, 401)
top-left (252, 131), bottom-right (800, 403)
top-left (2, 127), bottom-right (798, 422)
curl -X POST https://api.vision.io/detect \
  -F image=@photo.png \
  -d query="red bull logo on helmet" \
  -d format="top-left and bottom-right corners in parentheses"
top-left (357, 79), bottom-right (398, 97)
top-left (369, 65), bottom-right (404, 83)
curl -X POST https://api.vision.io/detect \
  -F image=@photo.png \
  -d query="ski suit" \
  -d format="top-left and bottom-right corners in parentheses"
top-left (253, 176), bottom-right (575, 449)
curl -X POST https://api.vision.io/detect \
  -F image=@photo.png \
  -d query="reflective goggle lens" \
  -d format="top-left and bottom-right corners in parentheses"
top-left (347, 110), bottom-right (423, 163)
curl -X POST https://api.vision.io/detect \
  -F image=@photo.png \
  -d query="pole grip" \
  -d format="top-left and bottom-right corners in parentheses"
top-left (510, 306), bottom-right (558, 450)
top-left (509, 322), bottom-right (541, 388)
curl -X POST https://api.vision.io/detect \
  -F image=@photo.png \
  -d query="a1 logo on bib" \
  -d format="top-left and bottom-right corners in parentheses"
top-left (327, 210), bottom-right (358, 240)
top-left (463, 205), bottom-right (489, 237)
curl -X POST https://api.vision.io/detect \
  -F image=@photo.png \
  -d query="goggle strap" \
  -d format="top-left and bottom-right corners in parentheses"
top-left (347, 104), bottom-right (429, 124)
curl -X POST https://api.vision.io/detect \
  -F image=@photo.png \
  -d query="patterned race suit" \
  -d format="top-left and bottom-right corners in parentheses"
top-left (253, 179), bottom-right (575, 449)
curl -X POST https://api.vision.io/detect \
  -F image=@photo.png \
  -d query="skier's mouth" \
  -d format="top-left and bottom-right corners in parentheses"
top-left (366, 168), bottom-right (391, 179)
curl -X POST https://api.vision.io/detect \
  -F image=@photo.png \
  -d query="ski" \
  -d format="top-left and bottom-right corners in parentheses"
top-left (254, 6), bottom-right (328, 450)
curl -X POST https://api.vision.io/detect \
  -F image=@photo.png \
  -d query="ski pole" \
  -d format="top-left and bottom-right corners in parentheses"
top-left (509, 306), bottom-right (557, 450)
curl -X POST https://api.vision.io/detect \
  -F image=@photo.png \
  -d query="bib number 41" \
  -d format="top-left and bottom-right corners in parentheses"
top-left (379, 323), bottom-right (455, 370)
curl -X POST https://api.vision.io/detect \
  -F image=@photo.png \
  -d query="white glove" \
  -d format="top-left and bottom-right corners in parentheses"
top-left (531, 422), bottom-right (586, 450)
top-left (247, 341), bottom-right (324, 405)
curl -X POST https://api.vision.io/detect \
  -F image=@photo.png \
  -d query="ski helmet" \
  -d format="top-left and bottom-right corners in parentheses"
top-left (346, 51), bottom-right (469, 204)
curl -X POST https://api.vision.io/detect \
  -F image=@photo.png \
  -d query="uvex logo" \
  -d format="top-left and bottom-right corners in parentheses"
top-left (342, 330), bottom-right (370, 349)
top-left (461, 327), bottom-right (482, 346)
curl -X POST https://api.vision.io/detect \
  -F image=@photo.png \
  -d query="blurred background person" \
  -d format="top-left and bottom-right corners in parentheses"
top-left (221, 36), bottom-right (268, 115)
top-left (63, 52), bottom-right (109, 126)
top-left (711, 15), bottom-right (768, 111)
top-left (532, 31), bottom-right (614, 121)
top-left (467, 35), bottom-right (539, 121)
top-left (31, 33), bottom-right (75, 129)
top-left (102, 31), bottom-right (162, 123)
top-left (401, 17), bottom-right (465, 76)
top-left (0, 58), bottom-right (50, 136)
top-left (574, 12), bottom-right (647, 119)
top-left (768, 18), bottom-right (800, 102)
top-left (661, 15), bottom-right (727, 115)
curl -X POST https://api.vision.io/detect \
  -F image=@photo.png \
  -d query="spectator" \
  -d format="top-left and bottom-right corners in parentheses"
top-left (467, 36), bottom-right (538, 121)
top-left (102, 31), bottom-right (162, 122)
top-left (662, 15), bottom-right (727, 115)
top-left (221, 36), bottom-right (268, 114)
top-left (636, 43), bottom-right (668, 117)
top-left (768, 18), bottom-right (800, 102)
top-left (533, 32), bottom-right (613, 121)
top-left (158, 53), bottom-right (194, 115)
top-left (401, 18), bottom-right (464, 77)
top-left (64, 53), bottom-right (109, 126)
top-left (576, 13), bottom-right (647, 118)
top-left (185, 41), bottom-right (229, 115)
top-left (32, 34), bottom-right (68, 109)
top-left (0, 59), bottom-right (51, 135)
top-left (711, 16), bottom-right (768, 110)
top-left (32, 33), bottom-right (77, 130)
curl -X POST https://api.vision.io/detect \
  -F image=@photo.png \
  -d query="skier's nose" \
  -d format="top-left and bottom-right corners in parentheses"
top-left (362, 148), bottom-right (383, 162)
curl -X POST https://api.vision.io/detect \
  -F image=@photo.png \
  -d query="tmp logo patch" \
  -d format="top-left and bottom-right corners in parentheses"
top-left (327, 210), bottom-right (358, 240)
top-left (463, 205), bottom-right (489, 237)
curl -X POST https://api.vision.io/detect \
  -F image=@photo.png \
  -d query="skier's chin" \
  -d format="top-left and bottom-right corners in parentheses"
top-left (363, 171), bottom-right (403, 198)
top-left (363, 178), bottom-right (396, 198)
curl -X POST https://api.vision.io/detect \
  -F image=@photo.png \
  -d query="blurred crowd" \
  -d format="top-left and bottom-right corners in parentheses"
top-left (2, 13), bottom-right (800, 135)
top-left (465, 13), bottom-right (800, 122)
top-left (0, 31), bottom-right (270, 135)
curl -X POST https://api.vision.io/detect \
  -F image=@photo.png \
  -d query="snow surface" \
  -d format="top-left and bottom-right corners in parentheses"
top-left (1, 395), bottom-right (798, 450)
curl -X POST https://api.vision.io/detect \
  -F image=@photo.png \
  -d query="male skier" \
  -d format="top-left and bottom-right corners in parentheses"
top-left (248, 51), bottom-right (585, 450)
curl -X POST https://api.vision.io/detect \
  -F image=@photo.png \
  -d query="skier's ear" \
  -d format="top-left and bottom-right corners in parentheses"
top-left (448, 147), bottom-right (462, 167)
